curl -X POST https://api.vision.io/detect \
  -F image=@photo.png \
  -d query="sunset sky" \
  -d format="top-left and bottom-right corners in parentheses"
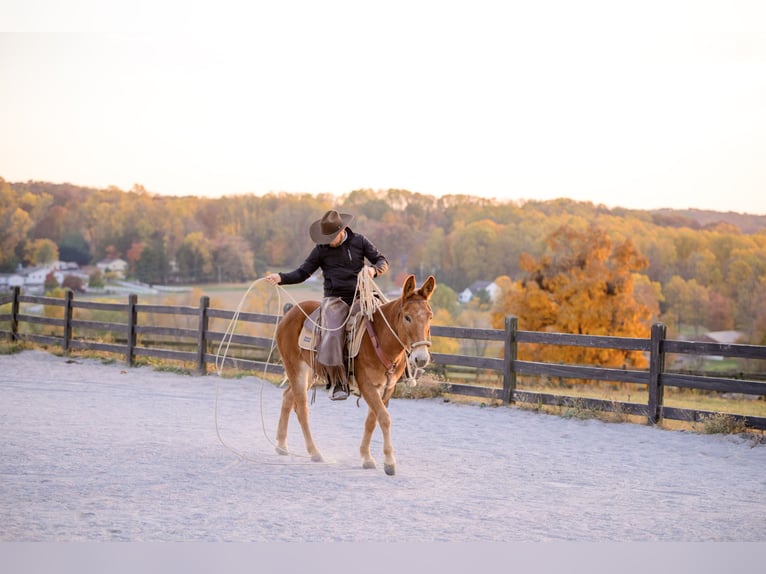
top-left (2, 1), bottom-right (765, 214)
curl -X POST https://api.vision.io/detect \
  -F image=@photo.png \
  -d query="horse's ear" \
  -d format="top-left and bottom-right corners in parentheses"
top-left (401, 274), bottom-right (417, 299)
top-left (419, 275), bottom-right (436, 300)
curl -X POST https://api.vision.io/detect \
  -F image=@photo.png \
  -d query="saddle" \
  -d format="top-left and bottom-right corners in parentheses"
top-left (297, 303), bottom-right (372, 396)
top-left (298, 306), bottom-right (366, 358)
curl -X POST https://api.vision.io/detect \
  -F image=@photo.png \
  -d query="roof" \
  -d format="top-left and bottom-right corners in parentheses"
top-left (467, 280), bottom-right (493, 292)
top-left (703, 331), bottom-right (744, 344)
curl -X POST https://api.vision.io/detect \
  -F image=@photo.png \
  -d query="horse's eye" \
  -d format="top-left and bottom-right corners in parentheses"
top-left (404, 315), bottom-right (412, 324)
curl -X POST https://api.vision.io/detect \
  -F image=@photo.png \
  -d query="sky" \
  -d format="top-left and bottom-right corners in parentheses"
top-left (1, 1), bottom-right (765, 214)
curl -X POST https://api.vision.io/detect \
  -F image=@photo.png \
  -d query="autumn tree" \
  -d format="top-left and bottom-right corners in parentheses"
top-left (89, 269), bottom-right (105, 288)
top-left (343, 189), bottom-right (393, 221)
top-left (752, 277), bottom-right (766, 345)
top-left (492, 224), bottom-right (651, 367)
top-left (0, 178), bottom-right (33, 270)
top-left (62, 275), bottom-right (85, 293)
top-left (175, 232), bottom-right (213, 282)
top-left (706, 291), bottom-right (734, 331)
top-left (103, 245), bottom-right (121, 261)
top-left (631, 274), bottom-right (662, 326)
top-left (25, 238), bottom-right (59, 266)
top-left (429, 283), bottom-right (459, 317)
top-left (421, 227), bottom-right (447, 283)
top-left (726, 247), bottom-right (766, 340)
top-left (44, 271), bottom-right (59, 292)
top-left (125, 241), bottom-right (145, 277)
top-left (211, 234), bottom-right (256, 282)
top-left (661, 276), bottom-right (710, 337)
top-left (450, 220), bottom-right (503, 289)
top-left (135, 240), bottom-right (169, 285)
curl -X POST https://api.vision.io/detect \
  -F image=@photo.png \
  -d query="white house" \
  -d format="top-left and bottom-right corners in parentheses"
top-left (97, 258), bottom-right (129, 279)
top-left (53, 261), bottom-right (80, 271)
top-left (20, 266), bottom-right (51, 286)
top-left (458, 280), bottom-right (501, 304)
top-left (0, 274), bottom-right (16, 291)
top-left (0, 265), bottom-right (53, 293)
top-left (1, 262), bottom-right (93, 292)
top-left (0, 273), bottom-right (23, 288)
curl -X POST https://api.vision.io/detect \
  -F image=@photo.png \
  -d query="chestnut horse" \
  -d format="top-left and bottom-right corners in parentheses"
top-left (275, 274), bottom-right (435, 475)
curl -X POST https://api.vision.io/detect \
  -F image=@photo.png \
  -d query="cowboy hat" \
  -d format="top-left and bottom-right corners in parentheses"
top-left (309, 210), bottom-right (354, 244)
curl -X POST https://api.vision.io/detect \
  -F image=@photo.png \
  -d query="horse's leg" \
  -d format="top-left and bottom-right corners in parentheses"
top-left (360, 388), bottom-right (396, 475)
top-left (359, 407), bottom-right (378, 469)
top-left (275, 385), bottom-right (294, 456)
top-left (292, 362), bottom-right (323, 462)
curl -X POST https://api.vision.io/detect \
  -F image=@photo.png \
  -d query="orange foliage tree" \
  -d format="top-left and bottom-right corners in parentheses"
top-left (492, 225), bottom-right (652, 368)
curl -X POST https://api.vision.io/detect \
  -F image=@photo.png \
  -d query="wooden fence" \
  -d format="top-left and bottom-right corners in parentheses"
top-left (2, 286), bottom-right (765, 430)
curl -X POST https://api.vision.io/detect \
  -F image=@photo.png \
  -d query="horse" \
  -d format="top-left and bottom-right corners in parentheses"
top-left (274, 274), bottom-right (435, 476)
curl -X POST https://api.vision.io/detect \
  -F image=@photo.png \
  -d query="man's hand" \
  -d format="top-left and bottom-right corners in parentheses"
top-left (265, 273), bottom-right (281, 285)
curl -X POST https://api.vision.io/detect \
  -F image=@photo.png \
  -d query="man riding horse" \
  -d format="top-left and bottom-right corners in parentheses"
top-left (265, 209), bottom-right (389, 400)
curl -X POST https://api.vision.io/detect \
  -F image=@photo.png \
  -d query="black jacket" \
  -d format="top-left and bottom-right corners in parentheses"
top-left (278, 228), bottom-right (389, 305)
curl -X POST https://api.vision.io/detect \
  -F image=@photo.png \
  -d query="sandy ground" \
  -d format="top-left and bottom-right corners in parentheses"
top-left (1, 350), bottom-right (765, 542)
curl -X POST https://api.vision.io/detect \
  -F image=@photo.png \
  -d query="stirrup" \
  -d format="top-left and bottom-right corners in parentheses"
top-left (329, 381), bottom-right (349, 401)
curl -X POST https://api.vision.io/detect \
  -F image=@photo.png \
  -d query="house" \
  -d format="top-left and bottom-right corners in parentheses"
top-left (0, 272), bottom-right (24, 290)
top-left (0, 262), bottom-right (91, 293)
top-left (0, 274), bottom-right (15, 291)
top-left (19, 266), bottom-right (51, 286)
top-left (700, 330), bottom-right (745, 360)
top-left (97, 257), bottom-right (129, 279)
top-left (54, 261), bottom-right (81, 272)
top-left (0, 265), bottom-right (53, 294)
top-left (702, 331), bottom-right (745, 345)
top-left (458, 280), bottom-right (501, 304)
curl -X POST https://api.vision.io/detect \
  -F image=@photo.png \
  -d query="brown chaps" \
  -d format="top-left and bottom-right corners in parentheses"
top-left (316, 297), bottom-right (350, 384)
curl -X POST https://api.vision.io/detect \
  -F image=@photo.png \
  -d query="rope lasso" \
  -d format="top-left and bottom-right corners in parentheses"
top-left (212, 277), bottom-right (317, 464)
top-left (212, 268), bottom-right (386, 464)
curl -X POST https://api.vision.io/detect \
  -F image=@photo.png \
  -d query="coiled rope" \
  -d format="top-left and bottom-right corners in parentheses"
top-left (213, 268), bottom-right (388, 465)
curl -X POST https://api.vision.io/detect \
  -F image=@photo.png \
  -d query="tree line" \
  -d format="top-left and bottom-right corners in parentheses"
top-left (2, 177), bottom-right (766, 347)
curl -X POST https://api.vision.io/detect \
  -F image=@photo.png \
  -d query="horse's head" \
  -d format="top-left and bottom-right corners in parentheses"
top-left (398, 274), bottom-right (436, 369)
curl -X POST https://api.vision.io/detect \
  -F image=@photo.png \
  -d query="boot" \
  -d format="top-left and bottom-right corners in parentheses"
top-left (329, 379), bottom-right (349, 401)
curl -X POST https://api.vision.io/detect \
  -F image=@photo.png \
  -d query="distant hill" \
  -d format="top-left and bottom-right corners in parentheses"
top-left (7, 178), bottom-right (766, 234)
top-left (649, 208), bottom-right (766, 234)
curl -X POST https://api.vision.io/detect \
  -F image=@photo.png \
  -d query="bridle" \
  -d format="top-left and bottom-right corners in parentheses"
top-left (364, 299), bottom-right (432, 384)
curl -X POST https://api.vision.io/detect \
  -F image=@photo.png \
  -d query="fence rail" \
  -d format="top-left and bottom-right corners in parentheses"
top-left (2, 287), bottom-right (765, 430)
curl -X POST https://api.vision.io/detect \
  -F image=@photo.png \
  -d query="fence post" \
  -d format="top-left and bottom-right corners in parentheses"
top-left (10, 286), bottom-right (20, 342)
top-left (126, 294), bottom-right (138, 366)
top-left (502, 316), bottom-right (518, 404)
top-left (63, 289), bottom-right (74, 355)
top-left (648, 322), bottom-right (667, 425)
top-left (196, 295), bottom-right (210, 375)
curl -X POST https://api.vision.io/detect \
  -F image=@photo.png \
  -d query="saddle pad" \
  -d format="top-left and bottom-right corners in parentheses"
top-left (298, 308), bottom-right (321, 351)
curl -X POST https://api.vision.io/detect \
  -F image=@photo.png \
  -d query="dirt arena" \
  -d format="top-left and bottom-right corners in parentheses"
top-left (2, 350), bottom-right (765, 542)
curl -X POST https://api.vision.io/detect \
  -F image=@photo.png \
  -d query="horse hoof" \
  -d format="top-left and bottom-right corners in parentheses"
top-left (275, 446), bottom-right (289, 456)
top-left (362, 460), bottom-right (376, 470)
top-left (384, 464), bottom-right (396, 476)
top-left (311, 452), bottom-right (324, 463)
